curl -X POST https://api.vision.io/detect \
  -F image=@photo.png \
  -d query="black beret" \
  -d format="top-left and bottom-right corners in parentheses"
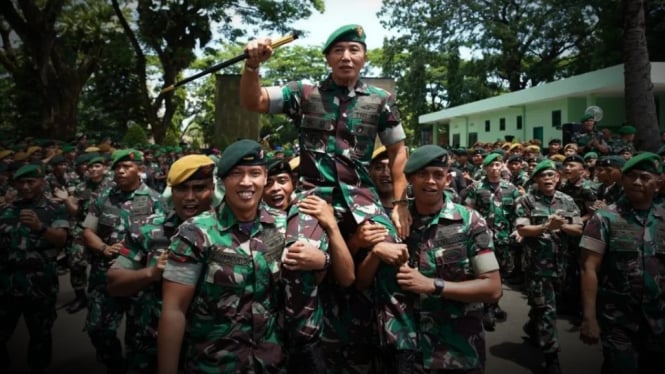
top-left (267, 158), bottom-right (292, 176)
top-left (75, 153), bottom-right (94, 166)
top-left (218, 139), bottom-right (267, 178)
top-left (507, 155), bottom-right (523, 163)
top-left (548, 139), bottom-right (562, 145)
top-left (49, 155), bottom-right (66, 166)
top-left (563, 154), bottom-right (584, 165)
top-left (598, 156), bottom-right (625, 168)
top-left (404, 145), bottom-right (449, 174)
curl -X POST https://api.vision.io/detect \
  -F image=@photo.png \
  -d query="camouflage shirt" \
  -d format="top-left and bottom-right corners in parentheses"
top-left (464, 178), bottom-right (520, 246)
top-left (579, 198), bottom-right (665, 336)
top-left (163, 202), bottom-right (287, 373)
top-left (0, 197), bottom-right (69, 298)
top-left (571, 129), bottom-right (608, 154)
top-left (559, 177), bottom-right (598, 218)
top-left (409, 197), bottom-right (498, 370)
top-left (514, 190), bottom-right (582, 277)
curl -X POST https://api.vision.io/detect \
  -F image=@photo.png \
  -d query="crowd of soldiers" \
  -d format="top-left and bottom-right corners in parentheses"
top-left (1, 24), bottom-right (665, 374)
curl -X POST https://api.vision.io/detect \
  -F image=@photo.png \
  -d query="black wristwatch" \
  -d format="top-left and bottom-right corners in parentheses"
top-left (317, 252), bottom-right (331, 272)
top-left (432, 278), bottom-right (445, 296)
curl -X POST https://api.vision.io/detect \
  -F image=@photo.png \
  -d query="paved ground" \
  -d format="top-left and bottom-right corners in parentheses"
top-left (7, 275), bottom-right (602, 373)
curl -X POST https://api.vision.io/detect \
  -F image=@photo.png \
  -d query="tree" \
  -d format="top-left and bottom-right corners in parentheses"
top-left (623, 0), bottom-right (660, 152)
top-left (110, 0), bottom-right (325, 144)
top-left (0, 0), bottom-right (120, 139)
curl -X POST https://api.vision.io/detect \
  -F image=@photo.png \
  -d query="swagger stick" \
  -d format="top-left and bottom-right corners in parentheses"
top-left (160, 31), bottom-right (299, 94)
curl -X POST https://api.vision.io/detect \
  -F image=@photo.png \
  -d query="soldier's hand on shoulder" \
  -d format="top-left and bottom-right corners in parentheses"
top-left (350, 221), bottom-right (388, 249)
top-left (282, 241), bottom-right (326, 272)
top-left (372, 242), bottom-right (408, 266)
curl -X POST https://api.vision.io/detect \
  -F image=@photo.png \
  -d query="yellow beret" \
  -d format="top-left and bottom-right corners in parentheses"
top-left (98, 143), bottom-right (112, 153)
top-left (289, 156), bottom-right (300, 171)
top-left (509, 143), bottom-right (522, 151)
top-left (526, 145), bottom-right (541, 153)
top-left (85, 146), bottom-right (101, 153)
top-left (371, 145), bottom-right (387, 161)
top-left (26, 146), bottom-right (41, 156)
top-left (167, 154), bottom-right (215, 187)
top-left (0, 150), bottom-right (14, 160)
top-left (549, 154), bottom-right (566, 162)
top-left (13, 151), bottom-right (29, 161)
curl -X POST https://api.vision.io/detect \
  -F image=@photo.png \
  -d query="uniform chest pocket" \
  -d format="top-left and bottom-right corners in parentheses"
top-left (302, 115), bottom-right (334, 153)
top-left (350, 123), bottom-right (377, 159)
top-left (202, 252), bottom-right (252, 317)
top-left (433, 245), bottom-right (469, 281)
top-left (608, 247), bottom-right (641, 273)
top-left (502, 197), bottom-right (514, 208)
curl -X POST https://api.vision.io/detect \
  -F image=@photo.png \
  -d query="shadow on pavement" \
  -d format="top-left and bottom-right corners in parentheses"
top-left (489, 341), bottom-right (543, 374)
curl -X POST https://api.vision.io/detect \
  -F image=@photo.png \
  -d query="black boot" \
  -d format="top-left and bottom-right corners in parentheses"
top-left (522, 321), bottom-right (538, 347)
top-left (66, 289), bottom-right (88, 314)
top-left (482, 304), bottom-right (496, 331)
top-left (544, 352), bottom-right (561, 374)
top-left (493, 303), bottom-right (507, 321)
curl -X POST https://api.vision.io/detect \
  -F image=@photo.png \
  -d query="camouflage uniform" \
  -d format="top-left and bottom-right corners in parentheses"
top-left (0, 197), bottom-right (69, 371)
top-left (82, 182), bottom-right (164, 371)
top-left (511, 169), bottom-right (530, 189)
top-left (514, 190), bottom-right (582, 354)
top-left (163, 202), bottom-right (287, 373)
top-left (69, 176), bottom-right (115, 293)
top-left (579, 198), bottom-right (665, 373)
top-left (558, 177), bottom-right (597, 313)
top-left (610, 138), bottom-right (635, 155)
top-left (409, 197), bottom-right (497, 371)
top-left (464, 178), bottom-right (520, 274)
top-left (571, 129), bottom-right (608, 155)
top-left (597, 183), bottom-right (623, 206)
top-left (113, 211), bottom-right (180, 373)
top-left (266, 76), bottom-right (411, 359)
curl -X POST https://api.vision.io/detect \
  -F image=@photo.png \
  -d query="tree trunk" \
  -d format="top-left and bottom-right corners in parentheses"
top-left (42, 77), bottom-right (80, 140)
top-left (623, 0), bottom-right (659, 152)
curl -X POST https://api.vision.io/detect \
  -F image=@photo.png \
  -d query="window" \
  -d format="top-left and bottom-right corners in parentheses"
top-left (485, 120), bottom-right (491, 132)
top-left (500, 118), bottom-right (506, 131)
top-left (552, 110), bottom-right (561, 128)
top-left (516, 115), bottom-right (523, 130)
top-left (452, 134), bottom-right (461, 147)
top-left (468, 132), bottom-right (478, 146)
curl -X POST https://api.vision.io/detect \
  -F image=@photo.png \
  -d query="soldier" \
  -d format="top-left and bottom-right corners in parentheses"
top-left (558, 154), bottom-right (598, 317)
top-left (507, 154), bottom-right (529, 192)
top-left (464, 153), bottom-right (519, 330)
top-left (0, 164), bottom-right (69, 373)
top-left (368, 145), bottom-right (394, 214)
top-left (571, 114), bottom-right (609, 155)
top-left (546, 139), bottom-right (563, 159)
top-left (158, 140), bottom-right (290, 372)
top-left (610, 125), bottom-right (636, 156)
top-left (262, 158), bottom-right (295, 211)
top-left (579, 152), bottom-right (665, 373)
top-left (241, 24), bottom-right (413, 370)
top-left (108, 155), bottom-right (216, 373)
top-left (82, 149), bottom-right (165, 373)
top-left (594, 156), bottom-right (625, 208)
top-left (514, 160), bottom-right (583, 374)
top-left (395, 145), bottom-right (502, 372)
top-left (583, 152), bottom-right (599, 182)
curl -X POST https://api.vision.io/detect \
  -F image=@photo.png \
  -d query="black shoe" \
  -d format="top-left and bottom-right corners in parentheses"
top-left (544, 353), bottom-right (561, 374)
top-left (66, 296), bottom-right (87, 314)
top-left (522, 321), bottom-right (538, 347)
top-left (494, 304), bottom-right (507, 321)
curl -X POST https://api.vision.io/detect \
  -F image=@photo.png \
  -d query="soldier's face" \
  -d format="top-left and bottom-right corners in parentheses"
top-left (369, 158), bottom-right (393, 198)
top-left (408, 166), bottom-right (450, 208)
top-left (564, 161), bottom-right (584, 182)
top-left (53, 162), bottom-right (68, 176)
top-left (172, 179), bottom-right (214, 220)
top-left (472, 154), bottom-right (483, 165)
top-left (585, 159), bottom-right (597, 168)
top-left (326, 41), bottom-right (366, 84)
top-left (87, 163), bottom-right (106, 182)
top-left (549, 143), bottom-right (561, 153)
top-left (564, 148), bottom-right (577, 157)
top-left (263, 172), bottom-right (294, 211)
top-left (14, 177), bottom-right (44, 200)
top-left (485, 161), bottom-right (503, 181)
top-left (223, 165), bottom-right (267, 219)
top-left (582, 119), bottom-right (595, 131)
top-left (508, 161), bottom-right (522, 174)
top-left (534, 170), bottom-right (560, 196)
top-left (596, 167), bottom-right (609, 184)
top-left (114, 161), bottom-right (141, 191)
top-left (622, 169), bottom-right (659, 204)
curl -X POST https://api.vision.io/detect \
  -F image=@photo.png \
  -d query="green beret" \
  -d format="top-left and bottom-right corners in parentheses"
top-left (283, 149), bottom-right (294, 157)
top-left (322, 24), bottom-right (366, 54)
top-left (563, 154), bottom-right (584, 165)
top-left (490, 149), bottom-right (505, 156)
top-left (88, 155), bottom-right (106, 166)
top-left (111, 149), bottom-right (143, 169)
top-left (581, 113), bottom-right (594, 122)
top-left (618, 125), bottom-right (636, 135)
top-left (531, 160), bottom-right (557, 178)
top-left (167, 154), bottom-right (215, 187)
top-left (218, 139), bottom-right (267, 178)
top-left (61, 144), bottom-right (76, 153)
top-left (583, 152), bottom-right (598, 160)
top-left (453, 147), bottom-right (468, 156)
top-left (49, 155), bottom-right (66, 165)
top-left (267, 158), bottom-right (292, 176)
top-left (13, 164), bottom-right (44, 180)
top-left (622, 152), bottom-right (662, 175)
top-left (404, 145), bottom-right (449, 174)
top-left (598, 156), bottom-right (625, 168)
top-left (483, 152), bottom-right (503, 167)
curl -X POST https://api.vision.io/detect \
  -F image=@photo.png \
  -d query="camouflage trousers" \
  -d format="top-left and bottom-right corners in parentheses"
top-left (525, 274), bottom-right (560, 354)
top-left (599, 323), bottom-right (665, 374)
top-left (85, 285), bottom-right (135, 371)
top-left (0, 294), bottom-right (57, 372)
top-left (126, 333), bottom-right (156, 374)
top-left (559, 244), bottom-right (581, 315)
top-left (494, 244), bottom-right (514, 276)
top-left (66, 225), bottom-right (88, 291)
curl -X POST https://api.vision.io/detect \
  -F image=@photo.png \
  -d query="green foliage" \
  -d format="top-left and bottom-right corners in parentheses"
top-left (122, 125), bottom-right (149, 146)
